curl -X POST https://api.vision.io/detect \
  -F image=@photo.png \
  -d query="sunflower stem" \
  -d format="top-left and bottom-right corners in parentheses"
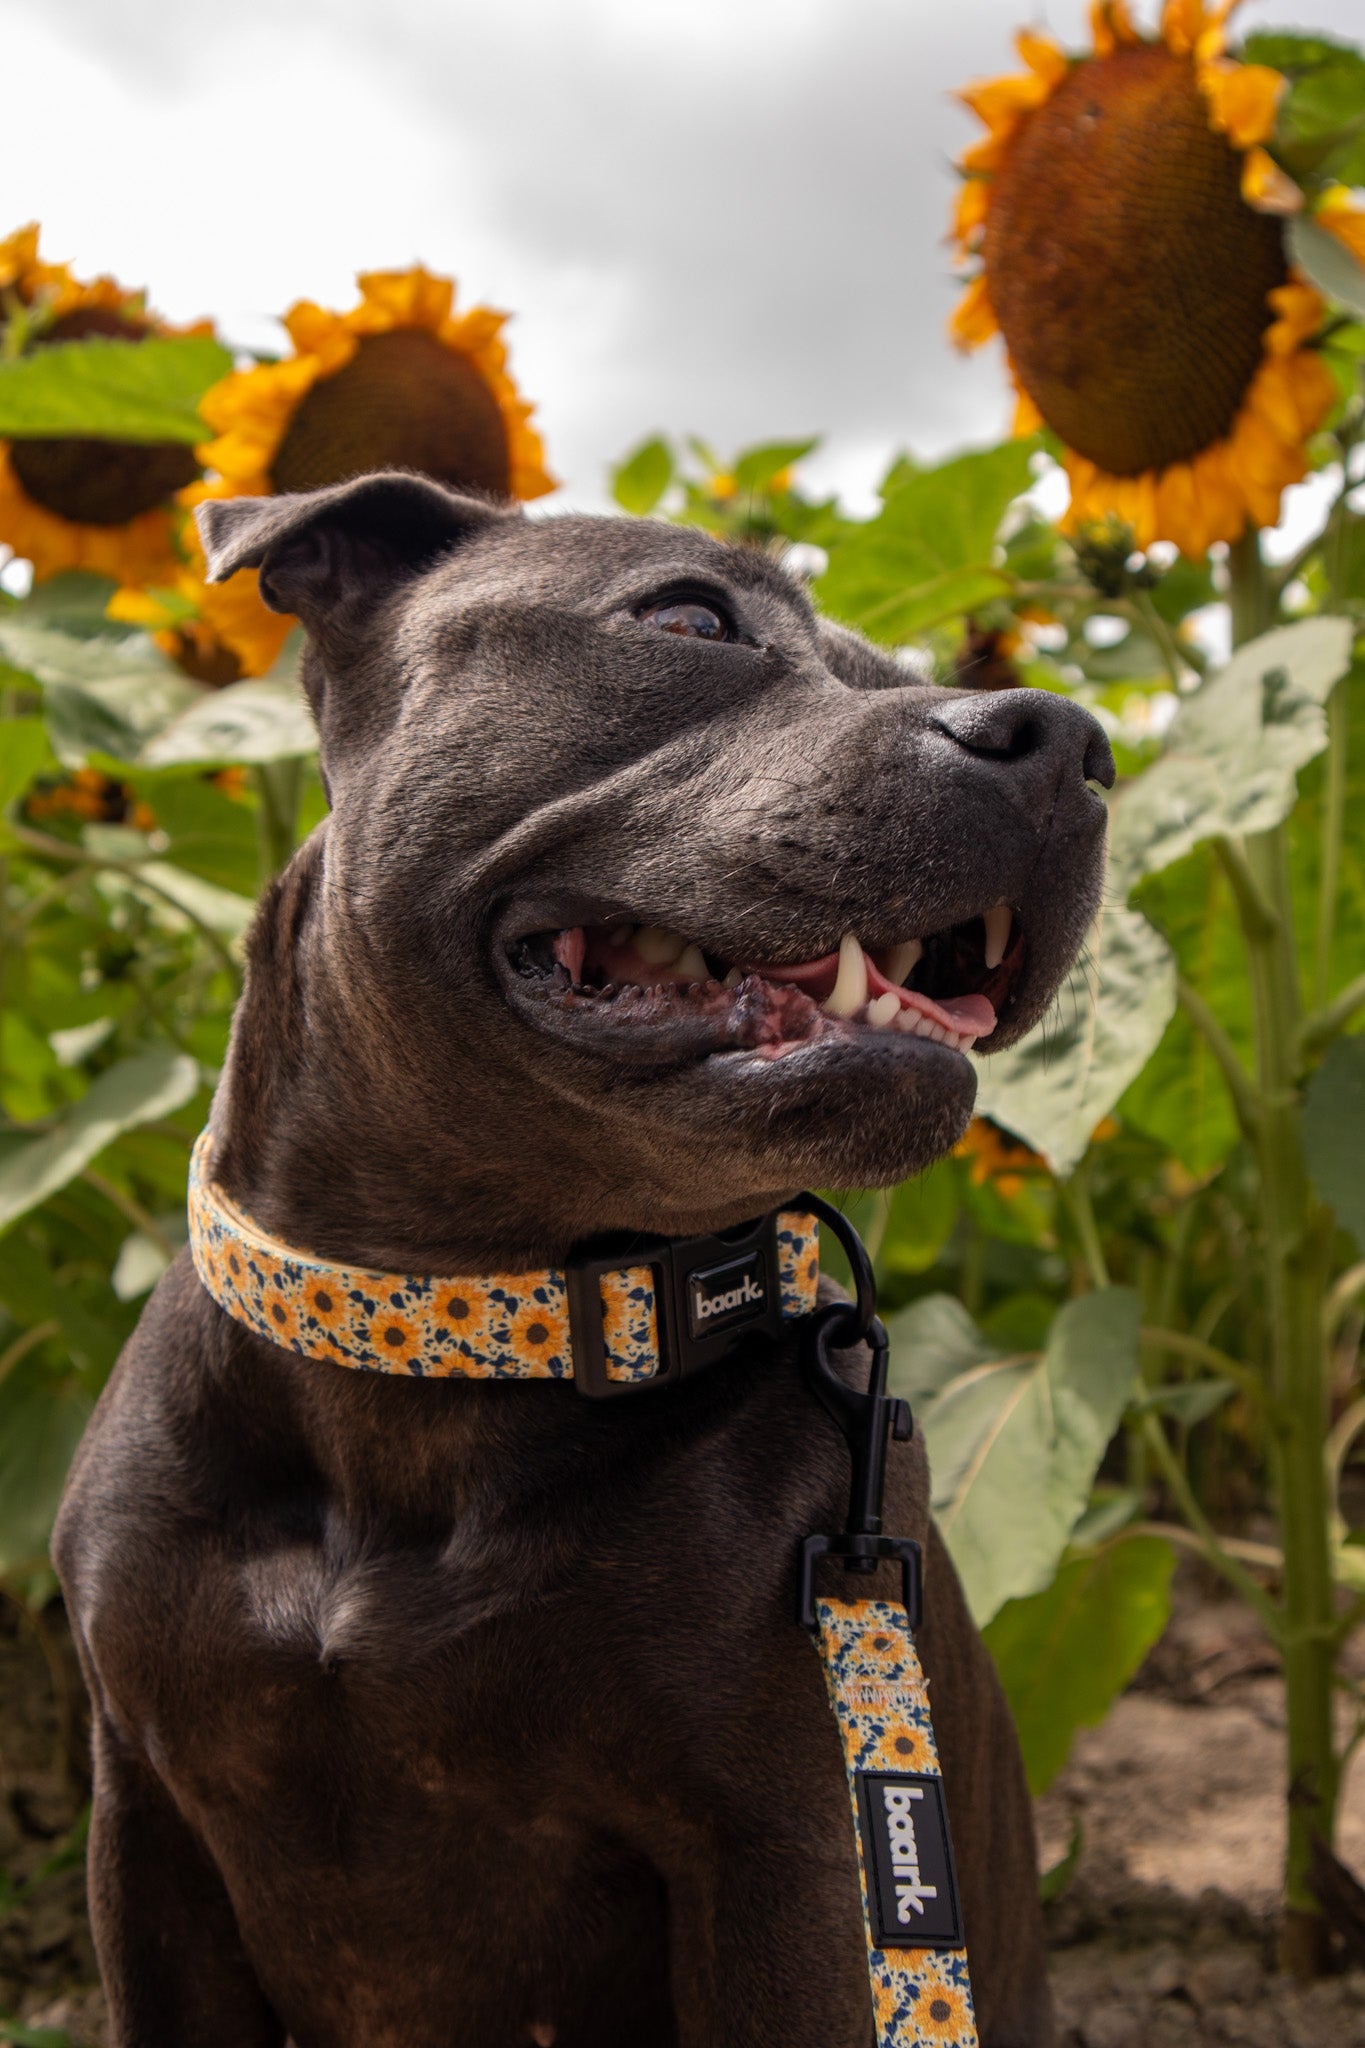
top-left (1228, 527), bottom-right (1338, 1977)
top-left (1313, 451), bottom-right (1353, 1009)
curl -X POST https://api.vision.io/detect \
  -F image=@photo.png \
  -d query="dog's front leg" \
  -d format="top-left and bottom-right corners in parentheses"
top-left (663, 1799), bottom-right (875, 2048)
top-left (86, 1715), bottom-right (286, 2048)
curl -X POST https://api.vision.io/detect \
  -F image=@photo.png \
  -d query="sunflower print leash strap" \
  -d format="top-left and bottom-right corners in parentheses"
top-left (815, 1598), bottom-right (978, 2048)
top-left (187, 1133), bottom-right (819, 1383)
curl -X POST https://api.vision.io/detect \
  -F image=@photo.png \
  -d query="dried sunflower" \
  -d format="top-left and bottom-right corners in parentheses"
top-left (949, 2), bottom-right (1362, 556)
top-left (0, 224), bottom-right (207, 585)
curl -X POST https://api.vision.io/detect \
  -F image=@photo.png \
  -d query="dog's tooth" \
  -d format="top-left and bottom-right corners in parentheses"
top-left (722, 967), bottom-right (743, 990)
top-left (867, 992), bottom-right (901, 1029)
top-left (983, 903), bottom-right (1012, 972)
top-left (822, 933), bottom-right (869, 1018)
top-left (635, 926), bottom-right (687, 965)
top-left (884, 937), bottom-right (924, 987)
top-left (674, 943), bottom-right (708, 981)
top-left (608, 923), bottom-right (634, 947)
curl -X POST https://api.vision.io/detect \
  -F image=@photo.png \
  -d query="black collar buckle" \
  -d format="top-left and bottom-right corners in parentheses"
top-left (793, 1195), bottom-right (921, 1632)
top-left (565, 1210), bottom-right (784, 1399)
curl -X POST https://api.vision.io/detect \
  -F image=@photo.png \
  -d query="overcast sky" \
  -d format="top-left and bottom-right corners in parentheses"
top-left (0, 0), bottom-right (1359, 514)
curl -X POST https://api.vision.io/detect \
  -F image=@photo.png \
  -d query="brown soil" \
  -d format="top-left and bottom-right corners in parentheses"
top-left (5, 1590), bottom-right (1365, 2046)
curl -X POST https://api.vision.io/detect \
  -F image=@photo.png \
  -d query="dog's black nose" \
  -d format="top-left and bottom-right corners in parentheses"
top-left (928, 687), bottom-right (1115, 791)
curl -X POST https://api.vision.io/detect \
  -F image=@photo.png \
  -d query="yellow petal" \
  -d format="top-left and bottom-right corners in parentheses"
top-left (1202, 62), bottom-right (1286, 149)
top-left (949, 273), bottom-right (998, 352)
top-left (961, 133), bottom-right (1007, 175)
top-left (1265, 279), bottom-right (1325, 354)
top-left (1154, 463), bottom-right (1208, 558)
top-left (1012, 384), bottom-right (1044, 435)
top-left (1317, 189), bottom-right (1365, 268)
top-left (1238, 145), bottom-right (1302, 216)
top-left (1015, 29), bottom-right (1068, 85)
top-left (1161, 0), bottom-right (1203, 57)
top-left (1090, 0), bottom-right (1140, 56)
top-left (958, 71), bottom-right (1052, 132)
top-left (1281, 348), bottom-right (1337, 434)
top-left (952, 177), bottom-right (991, 248)
top-left (1245, 357), bottom-right (1304, 446)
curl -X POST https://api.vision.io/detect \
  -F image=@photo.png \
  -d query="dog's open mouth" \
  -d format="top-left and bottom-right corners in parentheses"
top-left (505, 907), bottom-right (1026, 1063)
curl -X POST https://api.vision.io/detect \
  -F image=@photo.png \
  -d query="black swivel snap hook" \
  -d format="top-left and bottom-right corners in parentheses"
top-left (793, 1195), bottom-right (922, 1633)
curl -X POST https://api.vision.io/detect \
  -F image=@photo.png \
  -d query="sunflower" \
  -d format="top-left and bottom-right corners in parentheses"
top-left (0, 224), bottom-right (207, 584)
top-left (105, 531), bottom-right (294, 688)
top-left (910, 1979), bottom-right (974, 2043)
top-left (194, 264), bottom-right (553, 504)
top-left (949, 2), bottom-right (1362, 557)
top-left (122, 264), bottom-right (555, 682)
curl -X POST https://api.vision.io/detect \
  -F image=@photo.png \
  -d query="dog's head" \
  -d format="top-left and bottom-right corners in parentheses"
top-left (200, 473), bottom-right (1112, 1252)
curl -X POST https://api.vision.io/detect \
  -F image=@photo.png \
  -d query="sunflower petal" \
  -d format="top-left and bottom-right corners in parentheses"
top-left (952, 177), bottom-right (991, 249)
top-left (1201, 61), bottom-right (1286, 149)
top-left (1015, 29), bottom-right (1068, 85)
top-left (1238, 146), bottom-right (1303, 215)
top-left (958, 70), bottom-right (1053, 131)
top-left (1317, 188), bottom-right (1365, 268)
top-left (1090, 0), bottom-right (1140, 56)
top-left (949, 273), bottom-right (998, 351)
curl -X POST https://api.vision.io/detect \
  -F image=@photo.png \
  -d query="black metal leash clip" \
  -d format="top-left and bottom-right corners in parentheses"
top-left (793, 1194), bottom-right (922, 1632)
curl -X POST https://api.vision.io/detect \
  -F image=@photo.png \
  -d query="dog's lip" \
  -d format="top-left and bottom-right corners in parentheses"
top-left (493, 902), bottom-right (1027, 1070)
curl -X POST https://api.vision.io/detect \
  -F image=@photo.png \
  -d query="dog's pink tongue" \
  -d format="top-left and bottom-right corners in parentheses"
top-left (762, 946), bottom-right (997, 1039)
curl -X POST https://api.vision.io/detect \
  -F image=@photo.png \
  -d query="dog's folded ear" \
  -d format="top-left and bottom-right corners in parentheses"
top-left (195, 471), bottom-right (512, 635)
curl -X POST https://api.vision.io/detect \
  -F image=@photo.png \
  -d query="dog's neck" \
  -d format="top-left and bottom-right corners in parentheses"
top-left (210, 832), bottom-right (794, 1276)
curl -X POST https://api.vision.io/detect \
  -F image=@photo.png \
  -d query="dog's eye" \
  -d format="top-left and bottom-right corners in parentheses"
top-left (640, 599), bottom-right (732, 642)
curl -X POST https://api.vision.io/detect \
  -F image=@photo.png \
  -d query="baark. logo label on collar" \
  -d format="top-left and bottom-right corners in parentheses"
top-left (685, 1249), bottom-right (769, 1341)
top-left (855, 1771), bottom-right (964, 1949)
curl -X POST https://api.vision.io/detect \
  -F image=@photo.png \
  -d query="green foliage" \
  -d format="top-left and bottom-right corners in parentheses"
top-left (814, 441), bottom-right (1034, 644)
top-left (0, 1051), bottom-right (198, 1233)
top-left (1244, 29), bottom-right (1365, 184)
top-left (973, 909), bottom-right (1176, 1178)
top-left (0, 336), bottom-right (232, 444)
top-left (1304, 1036), bottom-right (1365, 1246)
top-left (1290, 216), bottom-right (1365, 321)
top-left (1107, 619), bottom-right (1355, 895)
top-left (983, 1536), bottom-right (1174, 1794)
top-left (892, 1287), bottom-right (1141, 1625)
top-left (610, 435), bottom-right (673, 516)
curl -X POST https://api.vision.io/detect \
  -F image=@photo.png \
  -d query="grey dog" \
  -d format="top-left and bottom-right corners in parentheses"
top-left (54, 471), bottom-right (1114, 2047)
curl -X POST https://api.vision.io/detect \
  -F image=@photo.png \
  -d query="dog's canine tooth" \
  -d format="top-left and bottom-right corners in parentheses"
top-left (866, 992), bottom-right (900, 1029)
top-left (722, 967), bottom-right (743, 990)
top-left (983, 903), bottom-right (1013, 971)
top-left (821, 933), bottom-right (869, 1018)
top-left (635, 926), bottom-right (687, 965)
top-left (883, 937), bottom-right (924, 987)
top-left (674, 943), bottom-right (708, 981)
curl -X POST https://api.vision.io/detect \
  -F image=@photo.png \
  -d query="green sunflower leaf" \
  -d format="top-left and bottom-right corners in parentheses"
top-left (971, 906), bottom-right (1177, 1179)
top-left (0, 1051), bottom-right (200, 1238)
top-left (610, 436), bottom-right (673, 516)
top-left (1303, 1036), bottom-right (1365, 1248)
top-left (1107, 617), bottom-right (1356, 896)
top-left (0, 335), bottom-right (233, 444)
top-left (983, 1534), bottom-right (1174, 1794)
top-left (1288, 215), bottom-right (1365, 322)
top-left (914, 1286), bottom-right (1141, 1627)
top-left (815, 439), bottom-right (1034, 645)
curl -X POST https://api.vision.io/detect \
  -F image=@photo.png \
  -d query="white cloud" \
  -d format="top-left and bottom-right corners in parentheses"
top-left (1, 0), bottom-right (1358, 511)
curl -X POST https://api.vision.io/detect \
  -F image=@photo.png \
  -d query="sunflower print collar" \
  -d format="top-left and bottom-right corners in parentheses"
top-left (187, 1131), bottom-right (820, 1386)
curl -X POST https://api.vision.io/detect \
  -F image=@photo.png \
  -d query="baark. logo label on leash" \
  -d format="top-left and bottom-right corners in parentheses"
top-left (685, 1250), bottom-right (769, 1340)
top-left (854, 1772), bottom-right (964, 1950)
